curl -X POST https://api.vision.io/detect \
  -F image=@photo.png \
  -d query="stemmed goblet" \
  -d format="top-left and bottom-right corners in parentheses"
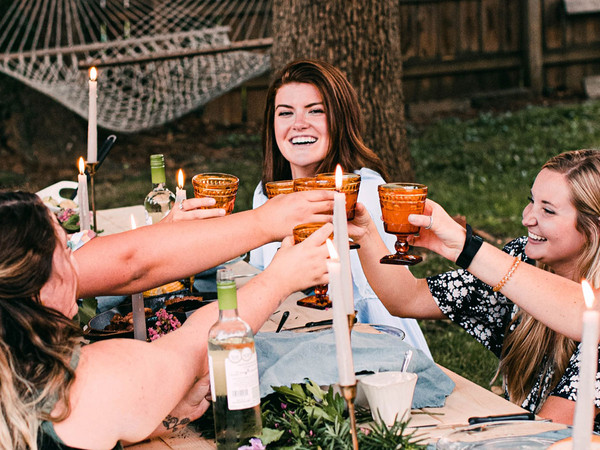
top-left (378, 183), bottom-right (428, 265)
top-left (293, 222), bottom-right (333, 310)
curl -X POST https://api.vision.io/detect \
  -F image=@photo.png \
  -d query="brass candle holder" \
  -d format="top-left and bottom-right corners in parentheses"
top-left (86, 162), bottom-right (98, 231)
top-left (341, 384), bottom-right (360, 450)
top-left (348, 311), bottom-right (356, 334)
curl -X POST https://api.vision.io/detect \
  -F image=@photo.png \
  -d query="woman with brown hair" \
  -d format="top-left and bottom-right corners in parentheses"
top-left (350, 149), bottom-right (600, 428)
top-left (250, 59), bottom-right (431, 357)
top-left (0, 190), bottom-right (333, 450)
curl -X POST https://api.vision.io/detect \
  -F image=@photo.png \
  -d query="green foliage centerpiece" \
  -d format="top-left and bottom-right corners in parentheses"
top-left (194, 380), bottom-right (426, 449)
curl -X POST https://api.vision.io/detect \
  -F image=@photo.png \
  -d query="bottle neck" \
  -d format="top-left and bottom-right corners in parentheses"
top-left (217, 281), bottom-right (238, 310)
top-left (151, 166), bottom-right (167, 185)
top-left (218, 308), bottom-right (239, 321)
top-left (152, 181), bottom-right (167, 190)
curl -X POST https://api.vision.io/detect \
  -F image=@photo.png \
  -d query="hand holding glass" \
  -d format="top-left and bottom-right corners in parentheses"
top-left (378, 183), bottom-right (428, 265)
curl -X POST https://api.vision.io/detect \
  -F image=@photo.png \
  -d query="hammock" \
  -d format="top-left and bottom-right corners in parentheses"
top-left (0, 0), bottom-right (272, 133)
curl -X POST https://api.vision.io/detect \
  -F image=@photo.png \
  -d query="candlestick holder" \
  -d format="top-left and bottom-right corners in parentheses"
top-left (86, 162), bottom-right (98, 231)
top-left (348, 311), bottom-right (357, 334)
top-left (341, 384), bottom-right (360, 450)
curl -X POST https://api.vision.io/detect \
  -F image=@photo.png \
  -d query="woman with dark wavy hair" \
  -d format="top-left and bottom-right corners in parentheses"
top-left (0, 190), bottom-right (333, 450)
top-left (351, 149), bottom-right (600, 429)
top-left (250, 59), bottom-right (431, 357)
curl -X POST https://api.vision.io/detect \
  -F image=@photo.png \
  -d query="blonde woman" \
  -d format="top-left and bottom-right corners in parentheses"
top-left (350, 149), bottom-right (600, 429)
top-left (0, 190), bottom-right (333, 450)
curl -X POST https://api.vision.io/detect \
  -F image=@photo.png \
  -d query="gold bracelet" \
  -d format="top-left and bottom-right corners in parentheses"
top-left (493, 255), bottom-right (522, 292)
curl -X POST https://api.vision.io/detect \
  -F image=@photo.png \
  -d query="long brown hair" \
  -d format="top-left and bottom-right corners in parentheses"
top-left (0, 191), bottom-right (82, 450)
top-left (500, 149), bottom-right (600, 407)
top-left (261, 59), bottom-right (388, 190)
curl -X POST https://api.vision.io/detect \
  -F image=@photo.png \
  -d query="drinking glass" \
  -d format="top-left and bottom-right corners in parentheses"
top-left (293, 222), bottom-right (333, 310)
top-left (294, 175), bottom-right (360, 249)
top-left (378, 183), bottom-right (428, 265)
top-left (192, 173), bottom-right (239, 215)
top-left (316, 172), bottom-right (361, 220)
top-left (265, 180), bottom-right (294, 199)
top-left (293, 177), bottom-right (333, 192)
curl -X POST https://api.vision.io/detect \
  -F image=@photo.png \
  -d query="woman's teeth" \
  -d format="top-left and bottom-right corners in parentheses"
top-left (291, 136), bottom-right (317, 145)
top-left (528, 231), bottom-right (547, 242)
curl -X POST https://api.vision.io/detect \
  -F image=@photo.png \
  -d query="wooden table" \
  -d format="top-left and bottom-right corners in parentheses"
top-left (96, 206), bottom-right (531, 448)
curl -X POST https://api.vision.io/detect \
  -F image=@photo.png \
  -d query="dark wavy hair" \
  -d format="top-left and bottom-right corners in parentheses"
top-left (261, 59), bottom-right (388, 191)
top-left (0, 191), bottom-right (82, 450)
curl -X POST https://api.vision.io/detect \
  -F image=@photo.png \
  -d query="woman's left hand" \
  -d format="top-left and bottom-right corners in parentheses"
top-left (160, 198), bottom-right (226, 223)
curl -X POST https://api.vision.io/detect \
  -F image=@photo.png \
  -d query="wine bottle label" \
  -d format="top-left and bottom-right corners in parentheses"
top-left (208, 354), bottom-right (216, 403)
top-left (224, 347), bottom-right (260, 410)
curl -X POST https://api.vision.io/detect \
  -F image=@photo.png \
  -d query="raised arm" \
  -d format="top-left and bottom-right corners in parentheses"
top-left (75, 190), bottom-right (335, 297)
top-left (349, 203), bottom-right (446, 320)
top-left (54, 223), bottom-right (333, 449)
top-left (407, 199), bottom-right (590, 341)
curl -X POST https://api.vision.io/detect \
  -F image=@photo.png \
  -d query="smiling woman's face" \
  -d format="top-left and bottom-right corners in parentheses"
top-left (273, 82), bottom-right (330, 179)
top-left (39, 217), bottom-right (80, 318)
top-left (522, 168), bottom-right (586, 279)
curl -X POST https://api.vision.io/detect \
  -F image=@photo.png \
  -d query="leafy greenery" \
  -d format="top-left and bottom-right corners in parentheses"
top-left (194, 380), bottom-right (426, 449)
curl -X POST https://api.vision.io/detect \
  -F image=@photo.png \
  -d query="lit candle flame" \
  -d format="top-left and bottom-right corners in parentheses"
top-left (178, 169), bottom-right (185, 189)
top-left (335, 164), bottom-right (343, 191)
top-left (130, 214), bottom-right (137, 230)
top-left (326, 238), bottom-right (339, 260)
top-left (78, 157), bottom-right (85, 175)
top-left (582, 279), bottom-right (596, 309)
top-left (89, 67), bottom-right (97, 81)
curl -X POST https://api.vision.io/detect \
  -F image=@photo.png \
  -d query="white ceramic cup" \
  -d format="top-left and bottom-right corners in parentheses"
top-left (360, 371), bottom-right (418, 426)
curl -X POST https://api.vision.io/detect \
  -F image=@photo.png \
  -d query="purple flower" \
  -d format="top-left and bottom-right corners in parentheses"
top-left (237, 438), bottom-right (266, 450)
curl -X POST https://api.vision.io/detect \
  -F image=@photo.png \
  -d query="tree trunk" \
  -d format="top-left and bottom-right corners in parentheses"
top-left (271, 0), bottom-right (414, 181)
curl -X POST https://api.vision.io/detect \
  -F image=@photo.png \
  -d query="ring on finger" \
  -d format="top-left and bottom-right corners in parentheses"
top-left (425, 215), bottom-right (433, 230)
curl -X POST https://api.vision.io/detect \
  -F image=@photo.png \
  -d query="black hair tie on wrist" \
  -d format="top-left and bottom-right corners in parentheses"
top-left (456, 224), bottom-right (484, 269)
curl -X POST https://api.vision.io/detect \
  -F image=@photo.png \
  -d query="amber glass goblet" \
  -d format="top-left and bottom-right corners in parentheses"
top-left (316, 172), bottom-right (361, 220)
top-left (294, 175), bottom-right (360, 249)
top-left (192, 173), bottom-right (239, 215)
top-left (378, 183), bottom-right (428, 265)
top-left (293, 222), bottom-right (333, 310)
top-left (265, 180), bottom-right (294, 199)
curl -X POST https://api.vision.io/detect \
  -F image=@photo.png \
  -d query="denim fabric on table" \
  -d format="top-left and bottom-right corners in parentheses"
top-left (255, 329), bottom-right (454, 408)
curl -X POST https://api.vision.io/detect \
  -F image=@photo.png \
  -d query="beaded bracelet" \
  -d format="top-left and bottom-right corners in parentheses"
top-left (493, 255), bottom-right (522, 292)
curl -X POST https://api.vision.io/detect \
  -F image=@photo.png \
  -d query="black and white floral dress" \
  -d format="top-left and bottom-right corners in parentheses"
top-left (426, 237), bottom-right (600, 431)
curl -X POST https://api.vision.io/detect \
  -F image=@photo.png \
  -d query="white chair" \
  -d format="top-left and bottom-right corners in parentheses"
top-left (36, 180), bottom-right (79, 213)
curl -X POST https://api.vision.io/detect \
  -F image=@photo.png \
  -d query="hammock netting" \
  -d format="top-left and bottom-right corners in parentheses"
top-left (0, 0), bottom-right (272, 132)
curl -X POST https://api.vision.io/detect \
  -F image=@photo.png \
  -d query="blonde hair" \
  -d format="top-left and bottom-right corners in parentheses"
top-left (0, 191), bottom-right (81, 449)
top-left (500, 149), bottom-right (600, 406)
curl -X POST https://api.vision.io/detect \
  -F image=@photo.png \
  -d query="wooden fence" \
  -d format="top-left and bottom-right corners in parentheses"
top-left (204, 0), bottom-right (600, 123)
